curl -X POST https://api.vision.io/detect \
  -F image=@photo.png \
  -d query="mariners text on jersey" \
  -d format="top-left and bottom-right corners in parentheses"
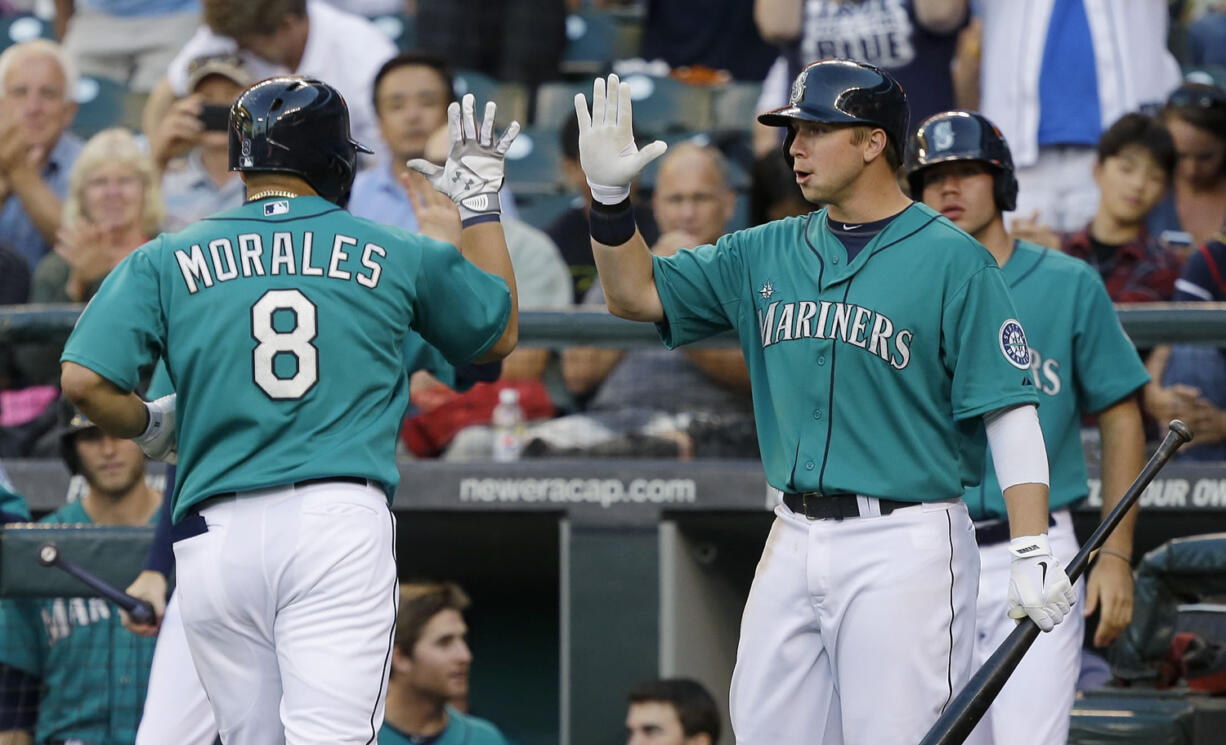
top-left (174, 230), bottom-right (387, 294)
top-left (758, 298), bottom-right (913, 368)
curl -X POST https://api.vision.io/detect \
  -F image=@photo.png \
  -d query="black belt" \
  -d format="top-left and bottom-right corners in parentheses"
top-left (172, 477), bottom-right (375, 543)
top-left (210, 475), bottom-right (373, 501)
top-left (783, 492), bottom-right (914, 520)
top-left (973, 514), bottom-right (1056, 547)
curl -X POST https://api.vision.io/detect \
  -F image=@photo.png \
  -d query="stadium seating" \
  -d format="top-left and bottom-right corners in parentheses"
top-left (454, 69), bottom-right (529, 133)
top-left (503, 126), bottom-right (564, 194)
top-left (514, 192), bottom-right (580, 231)
top-left (71, 75), bottom-right (126, 139)
top-left (370, 12), bottom-right (416, 52)
top-left (535, 75), bottom-right (713, 134)
top-left (0, 14), bottom-right (53, 51)
top-left (712, 81), bottom-right (764, 133)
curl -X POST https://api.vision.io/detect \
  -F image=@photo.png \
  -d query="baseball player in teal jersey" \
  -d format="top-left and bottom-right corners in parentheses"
top-left (0, 468), bottom-right (30, 523)
top-left (0, 409), bottom-right (160, 744)
top-left (908, 110), bottom-right (1148, 745)
top-left (57, 77), bottom-right (520, 745)
top-left (126, 343), bottom-right (498, 745)
top-left (574, 60), bottom-right (1076, 745)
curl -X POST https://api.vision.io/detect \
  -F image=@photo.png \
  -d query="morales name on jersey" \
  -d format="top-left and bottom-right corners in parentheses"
top-left (173, 230), bottom-right (387, 294)
top-left (758, 299), bottom-right (913, 369)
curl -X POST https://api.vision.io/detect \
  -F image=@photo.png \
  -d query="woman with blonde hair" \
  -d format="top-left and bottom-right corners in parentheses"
top-left (30, 127), bottom-right (163, 303)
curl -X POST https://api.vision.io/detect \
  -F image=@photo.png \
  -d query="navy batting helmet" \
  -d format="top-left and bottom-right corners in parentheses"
top-left (758, 59), bottom-right (909, 164)
top-left (229, 76), bottom-right (372, 208)
top-left (59, 405), bottom-right (99, 475)
top-left (905, 110), bottom-right (1019, 212)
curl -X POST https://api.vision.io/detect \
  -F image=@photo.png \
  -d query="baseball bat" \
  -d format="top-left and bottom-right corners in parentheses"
top-left (37, 542), bottom-right (156, 625)
top-left (919, 419), bottom-right (1194, 745)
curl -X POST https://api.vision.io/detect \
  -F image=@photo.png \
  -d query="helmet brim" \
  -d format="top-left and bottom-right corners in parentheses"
top-left (757, 104), bottom-right (882, 130)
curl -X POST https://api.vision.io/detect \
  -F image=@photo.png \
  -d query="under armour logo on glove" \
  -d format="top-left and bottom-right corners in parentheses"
top-left (408, 93), bottom-right (519, 223)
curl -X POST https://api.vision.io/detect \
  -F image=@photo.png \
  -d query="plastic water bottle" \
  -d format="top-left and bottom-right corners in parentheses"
top-left (491, 388), bottom-right (526, 462)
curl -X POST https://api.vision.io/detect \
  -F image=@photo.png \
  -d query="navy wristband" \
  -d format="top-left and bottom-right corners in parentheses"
top-left (589, 198), bottom-right (636, 245)
top-left (461, 213), bottom-right (501, 229)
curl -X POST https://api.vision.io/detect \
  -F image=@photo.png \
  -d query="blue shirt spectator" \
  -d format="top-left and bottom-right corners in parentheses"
top-left (0, 40), bottom-right (85, 275)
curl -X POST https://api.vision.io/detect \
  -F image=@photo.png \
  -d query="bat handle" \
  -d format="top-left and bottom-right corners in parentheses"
top-left (128, 601), bottom-right (156, 625)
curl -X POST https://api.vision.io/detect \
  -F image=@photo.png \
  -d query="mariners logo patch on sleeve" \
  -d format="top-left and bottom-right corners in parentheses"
top-left (998, 319), bottom-right (1031, 369)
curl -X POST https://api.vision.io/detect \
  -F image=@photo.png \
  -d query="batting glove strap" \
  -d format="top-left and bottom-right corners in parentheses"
top-left (1007, 533), bottom-right (1076, 632)
top-left (457, 191), bottom-right (502, 222)
top-left (408, 94), bottom-right (520, 218)
top-left (135, 394), bottom-right (178, 465)
top-left (587, 180), bottom-right (630, 206)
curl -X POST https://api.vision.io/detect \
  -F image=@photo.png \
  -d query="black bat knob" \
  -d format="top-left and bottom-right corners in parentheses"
top-left (37, 543), bottom-right (58, 567)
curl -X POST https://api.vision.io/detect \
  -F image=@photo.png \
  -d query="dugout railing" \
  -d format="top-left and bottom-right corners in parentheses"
top-left (2, 303), bottom-right (1226, 745)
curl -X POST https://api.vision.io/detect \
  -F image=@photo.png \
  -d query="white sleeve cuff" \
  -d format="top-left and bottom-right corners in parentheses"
top-left (985, 404), bottom-right (1049, 491)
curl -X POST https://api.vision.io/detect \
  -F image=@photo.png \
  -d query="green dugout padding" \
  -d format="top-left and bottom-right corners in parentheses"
top-left (0, 524), bottom-right (153, 597)
top-left (1111, 533), bottom-right (1226, 682)
top-left (1071, 689), bottom-right (1226, 745)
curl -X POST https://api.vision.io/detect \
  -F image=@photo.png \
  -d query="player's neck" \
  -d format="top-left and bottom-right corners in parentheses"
top-left (383, 685), bottom-right (449, 736)
top-left (244, 174), bottom-right (316, 200)
top-left (82, 482), bottom-right (159, 526)
top-left (975, 216), bottom-right (1013, 267)
top-left (825, 166), bottom-right (912, 224)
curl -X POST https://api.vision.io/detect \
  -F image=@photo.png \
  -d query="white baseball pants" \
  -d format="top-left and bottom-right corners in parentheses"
top-left (135, 592), bottom-right (217, 745)
top-left (730, 498), bottom-right (979, 745)
top-left (173, 481), bottom-right (398, 745)
top-left (966, 509), bottom-right (1085, 745)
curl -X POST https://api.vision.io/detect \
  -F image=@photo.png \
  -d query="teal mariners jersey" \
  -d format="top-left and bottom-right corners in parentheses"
top-left (0, 501), bottom-right (157, 743)
top-left (0, 482), bottom-right (29, 522)
top-left (651, 203), bottom-right (1040, 500)
top-left (963, 241), bottom-right (1150, 520)
top-left (62, 196), bottom-right (511, 523)
top-left (379, 707), bottom-right (510, 745)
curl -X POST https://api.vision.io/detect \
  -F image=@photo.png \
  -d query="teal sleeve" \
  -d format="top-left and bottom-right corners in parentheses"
top-left (411, 239), bottom-right (511, 365)
top-left (59, 245), bottom-right (166, 392)
top-left (943, 266), bottom-right (1041, 420)
top-left (0, 483), bottom-right (30, 521)
top-left (1074, 268), bottom-right (1150, 413)
top-left (651, 233), bottom-right (746, 348)
top-left (0, 600), bottom-right (43, 675)
top-left (146, 359), bottom-right (175, 399)
top-left (402, 331), bottom-right (458, 389)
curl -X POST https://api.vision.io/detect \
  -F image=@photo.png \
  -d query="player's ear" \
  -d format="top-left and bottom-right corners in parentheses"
top-left (390, 646), bottom-right (412, 674)
top-left (684, 733), bottom-right (712, 745)
top-left (864, 128), bottom-right (889, 165)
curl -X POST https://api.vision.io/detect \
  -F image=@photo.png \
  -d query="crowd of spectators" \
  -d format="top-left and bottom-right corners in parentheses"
top-left (0, 0), bottom-right (1222, 468)
top-left (0, 1), bottom-right (1216, 460)
top-left (0, 2), bottom-right (1223, 743)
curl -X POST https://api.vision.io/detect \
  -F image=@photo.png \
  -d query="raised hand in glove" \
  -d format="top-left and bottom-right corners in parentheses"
top-left (573, 73), bottom-right (668, 205)
top-left (135, 394), bottom-right (177, 464)
top-left (1008, 533), bottom-right (1076, 632)
top-left (408, 93), bottom-right (519, 222)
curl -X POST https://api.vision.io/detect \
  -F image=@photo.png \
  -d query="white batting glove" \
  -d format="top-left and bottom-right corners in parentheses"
top-left (407, 93), bottom-right (520, 222)
top-left (134, 394), bottom-right (177, 464)
top-left (573, 73), bottom-right (667, 205)
top-left (1007, 533), bottom-right (1076, 632)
